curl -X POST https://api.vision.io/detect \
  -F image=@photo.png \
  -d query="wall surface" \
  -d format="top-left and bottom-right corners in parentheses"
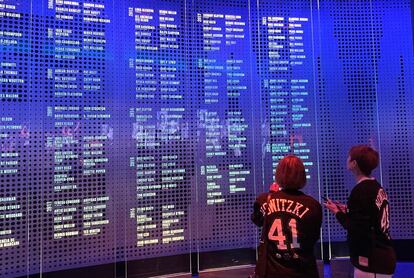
top-left (0, 0), bottom-right (413, 277)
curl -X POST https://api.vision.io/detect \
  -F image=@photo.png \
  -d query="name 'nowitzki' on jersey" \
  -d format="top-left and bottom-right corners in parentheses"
top-left (260, 198), bottom-right (310, 219)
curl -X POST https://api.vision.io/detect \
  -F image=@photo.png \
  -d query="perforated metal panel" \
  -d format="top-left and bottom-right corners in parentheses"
top-left (317, 0), bottom-right (414, 245)
top-left (374, 0), bottom-right (414, 239)
top-left (1, 0), bottom-right (414, 277)
top-left (122, 0), bottom-right (193, 261)
top-left (1, 1), bottom-right (41, 276)
top-left (318, 0), bottom-right (384, 242)
top-left (190, 0), bottom-right (258, 253)
top-left (252, 0), bottom-right (321, 208)
top-left (41, 0), bottom-right (116, 272)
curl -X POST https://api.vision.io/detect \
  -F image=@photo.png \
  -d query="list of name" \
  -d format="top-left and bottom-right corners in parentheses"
top-left (198, 13), bottom-right (251, 205)
top-left (0, 1), bottom-right (26, 251)
top-left (262, 16), bottom-right (313, 172)
top-left (0, 3), bottom-right (25, 100)
top-left (46, 0), bottom-right (111, 239)
top-left (129, 6), bottom-right (187, 247)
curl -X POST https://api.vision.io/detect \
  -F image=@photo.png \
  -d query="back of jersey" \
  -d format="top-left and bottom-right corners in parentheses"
top-left (262, 190), bottom-right (322, 277)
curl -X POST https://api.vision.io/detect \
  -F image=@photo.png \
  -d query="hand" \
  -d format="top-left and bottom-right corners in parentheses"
top-left (269, 182), bottom-right (279, 192)
top-left (335, 203), bottom-right (347, 213)
top-left (324, 198), bottom-right (346, 214)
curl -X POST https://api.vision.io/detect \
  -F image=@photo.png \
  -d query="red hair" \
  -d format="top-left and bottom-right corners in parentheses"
top-left (275, 155), bottom-right (307, 190)
top-left (349, 145), bottom-right (379, 176)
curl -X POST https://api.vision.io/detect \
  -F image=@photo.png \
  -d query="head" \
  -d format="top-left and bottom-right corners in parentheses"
top-left (347, 145), bottom-right (379, 176)
top-left (275, 155), bottom-right (307, 190)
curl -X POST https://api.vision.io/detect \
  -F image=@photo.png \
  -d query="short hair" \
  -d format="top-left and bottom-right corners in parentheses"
top-left (349, 145), bottom-right (379, 176)
top-left (275, 155), bottom-right (307, 190)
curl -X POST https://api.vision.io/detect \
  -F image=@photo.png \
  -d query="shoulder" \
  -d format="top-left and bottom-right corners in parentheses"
top-left (298, 194), bottom-right (323, 224)
top-left (351, 179), bottom-right (381, 197)
top-left (254, 192), bottom-right (270, 206)
top-left (301, 193), bottom-right (322, 209)
top-left (292, 192), bottom-right (323, 218)
top-left (279, 190), bottom-right (321, 207)
top-left (349, 180), bottom-right (383, 210)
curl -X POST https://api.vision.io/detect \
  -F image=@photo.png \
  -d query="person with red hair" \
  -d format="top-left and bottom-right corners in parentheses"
top-left (325, 145), bottom-right (396, 277)
top-left (252, 155), bottom-right (322, 277)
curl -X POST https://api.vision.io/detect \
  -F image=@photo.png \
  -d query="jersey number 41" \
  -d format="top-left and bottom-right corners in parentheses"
top-left (268, 218), bottom-right (300, 250)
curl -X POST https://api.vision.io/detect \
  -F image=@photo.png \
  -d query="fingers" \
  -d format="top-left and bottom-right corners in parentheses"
top-left (337, 204), bottom-right (347, 213)
top-left (324, 199), bottom-right (336, 206)
top-left (323, 199), bottom-right (346, 214)
top-left (323, 201), bottom-right (338, 212)
top-left (321, 196), bottom-right (343, 207)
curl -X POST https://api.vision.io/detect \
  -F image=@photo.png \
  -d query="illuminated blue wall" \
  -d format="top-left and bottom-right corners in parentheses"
top-left (0, 0), bottom-right (413, 276)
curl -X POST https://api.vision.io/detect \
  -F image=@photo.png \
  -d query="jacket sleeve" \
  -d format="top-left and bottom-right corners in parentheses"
top-left (336, 211), bottom-right (350, 230)
top-left (251, 193), bottom-right (268, 227)
top-left (336, 188), bottom-right (371, 234)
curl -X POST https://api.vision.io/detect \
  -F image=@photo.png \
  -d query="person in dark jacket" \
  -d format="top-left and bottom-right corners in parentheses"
top-left (252, 155), bottom-right (322, 278)
top-left (325, 145), bottom-right (396, 277)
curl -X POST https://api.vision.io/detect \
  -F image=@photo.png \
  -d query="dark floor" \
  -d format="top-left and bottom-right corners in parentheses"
top-left (188, 262), bottom-right (414, 278)
top-left (367, 262), bottom-right (412, 278)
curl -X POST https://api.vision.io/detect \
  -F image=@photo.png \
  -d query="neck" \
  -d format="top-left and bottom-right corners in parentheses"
top-left (355, 174), bottom-right (373, 184)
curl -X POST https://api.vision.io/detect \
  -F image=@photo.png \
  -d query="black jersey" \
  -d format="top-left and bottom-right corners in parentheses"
top-left (252, 189), bottom-right (322, 278)
top-left (336, 179), bottom-right (396, 274)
